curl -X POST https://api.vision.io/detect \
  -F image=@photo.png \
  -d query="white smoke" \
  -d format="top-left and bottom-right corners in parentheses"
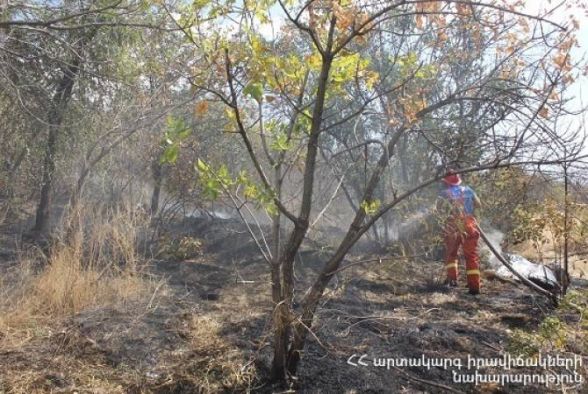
top-left (481, 227), bottom-right (505, 268)
top-left (384, 208), bottom-right (433, 242)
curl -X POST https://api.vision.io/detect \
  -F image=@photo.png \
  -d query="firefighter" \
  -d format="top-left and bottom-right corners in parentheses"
top-left (436, 170), bottom-right (482, 295)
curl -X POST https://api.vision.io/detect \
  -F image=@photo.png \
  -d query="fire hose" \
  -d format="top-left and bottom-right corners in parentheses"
top-left (477, 225), bottom-right (556, 302)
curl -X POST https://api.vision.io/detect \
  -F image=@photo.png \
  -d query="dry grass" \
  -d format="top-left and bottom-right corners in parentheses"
top-left (150, 314), bottom-right (259, 393)
top-left (0, 203), bottom-right (8, 226)
top-left (0, 202), bottom-right (151, 348)
top-left (1, 360), bottom-right (135, 394)
top-left (0, 202), bottom-right (264, 394)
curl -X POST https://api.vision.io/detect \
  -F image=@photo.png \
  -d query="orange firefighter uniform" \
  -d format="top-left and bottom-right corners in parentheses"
top-left (438, 172), bottom-right (481, 294)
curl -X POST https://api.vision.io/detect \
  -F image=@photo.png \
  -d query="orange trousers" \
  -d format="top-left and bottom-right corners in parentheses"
top-left (444, 215), bottom-right (480, 291)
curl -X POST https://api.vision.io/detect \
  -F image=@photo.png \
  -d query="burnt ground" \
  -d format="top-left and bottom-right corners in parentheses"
top-left (1, 216), bottom-right (587, 393)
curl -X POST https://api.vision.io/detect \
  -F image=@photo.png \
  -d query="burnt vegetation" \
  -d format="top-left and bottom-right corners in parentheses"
top-left (1, 0), bottom-right (588, 393)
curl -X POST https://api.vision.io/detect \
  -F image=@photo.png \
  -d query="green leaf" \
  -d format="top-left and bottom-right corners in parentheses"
top-left (270, 134), bottom-right (291, 151)
top-left (360, 199), bottom-right (380, 215)
top-left (160, 145), bottom-right (180, 164)
top-left (243, 82), bottom-right (263, 102)
top-left (140, 0), bottom-right (151, 12)
top-left (243, 183), bottom-right (259, 198)
top-left (197, 158), bottom-right (208, 172)
top-left (193, 0), bottom-right (212, 9)
top-left (217, 164), bottom-right (233, 186)
top-left (237, 170), bottom-right (249, 184)
top-left (177, 128), bottom-right (192, 139)
top-left (266, 202), bottom-right (278, 216)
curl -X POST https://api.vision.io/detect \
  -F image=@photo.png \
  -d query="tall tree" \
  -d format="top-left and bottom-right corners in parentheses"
top-left (0, 1), bottom-right (175, 233)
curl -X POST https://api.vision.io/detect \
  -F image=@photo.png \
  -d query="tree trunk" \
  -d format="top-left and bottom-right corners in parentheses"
top-left (150, 158), bottom-right (163, 215)
top-left (562, 158), bottom-right (570, 295)
top-left (270, 47), bottom-right (335, 380)
top-left (32, 58), bottom-right (81, 234)
top-left (286, 228), bottom-right (360, 374)
top-left (8, 145), bottom-right (30, 197)
top-left (286, 127), bottom-right (407, 375)
top-left (271, 267), bottom-right (290, 381)
top-left (399, 134), bottom-right (410, 185)
top-left (270, 163), bottom-right (289, 381)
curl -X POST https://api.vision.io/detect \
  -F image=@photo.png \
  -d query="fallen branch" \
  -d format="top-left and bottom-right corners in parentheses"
top-left (482, 340), bottom-right (502, 352)
top-left (232, 258), bottom-right (256, 284)
top-left (295, 317), bottom-right (335, 352)
top-left (339, 308), bottom-right (440, 336)
top-left (327, 253), bottom-right (427, 275)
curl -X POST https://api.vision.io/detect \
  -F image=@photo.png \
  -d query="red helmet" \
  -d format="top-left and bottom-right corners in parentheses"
top-left (442, 170), bottom-right (462, 186)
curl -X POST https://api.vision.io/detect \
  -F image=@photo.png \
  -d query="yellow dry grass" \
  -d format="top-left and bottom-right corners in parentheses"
top-left (0, 202), bottom-right (150, 348)
top-left (0, 202), bottom-right (262, 394)
top-left (152, 314), bottom-right (259, 393)
top-left (511, 226), bottom-right (588, 279)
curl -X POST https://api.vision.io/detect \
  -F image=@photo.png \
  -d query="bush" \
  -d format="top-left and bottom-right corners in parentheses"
top-left (157, 235), bottom-right (204, 261)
